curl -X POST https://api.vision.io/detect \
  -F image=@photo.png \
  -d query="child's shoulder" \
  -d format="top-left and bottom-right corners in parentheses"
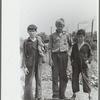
top-left (84, 42), bottom-right (91, 47)
top-left (52, 32), bottom-right (57, 36)
top-left (23, 38), bottom-right (31, 45)
top-left (71, 43), bottom-right (78, 50)
top-left (73, 42), bottom-right (78, 46)
top-left (50, 32), bottom-right (58, 39)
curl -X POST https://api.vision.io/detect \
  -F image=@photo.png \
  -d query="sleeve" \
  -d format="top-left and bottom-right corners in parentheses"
top-left (87, 44), bottom-right (93, 63)
top-left (36, 36), bottom-right (44, 47)
top-left (21, 41), bottom-right (27, 68)
top-left (70, 45), bottom-right (74, 62)
top-left (38, 45), bottom-right (45, 57)
top-left (68, 34), bottom-right (72, 47)
top-left (48, 35), bottom-right (53, 50)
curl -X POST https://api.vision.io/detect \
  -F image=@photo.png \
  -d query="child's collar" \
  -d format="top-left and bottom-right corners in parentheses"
top-left (56, 30), bottom-right (66, 35)
top-left (78, 41), bottom-right (85, 45)
top-left (28, 37), bottom-right (36, 42)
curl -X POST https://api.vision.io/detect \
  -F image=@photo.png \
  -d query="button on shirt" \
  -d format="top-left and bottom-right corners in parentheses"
top-left (48, 31), bottom-right (72, 52)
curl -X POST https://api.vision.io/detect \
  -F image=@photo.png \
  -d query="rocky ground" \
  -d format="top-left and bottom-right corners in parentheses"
top-left (20, 51), bottom-right (98, 100)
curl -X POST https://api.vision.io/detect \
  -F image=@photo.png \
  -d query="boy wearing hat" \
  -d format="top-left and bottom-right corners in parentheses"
top-left (48, 18), bottom-right (72, 99)
top-left (22, 24), bottom-right (45, 100)
top-left (70, 29), bottom-right (93, 100)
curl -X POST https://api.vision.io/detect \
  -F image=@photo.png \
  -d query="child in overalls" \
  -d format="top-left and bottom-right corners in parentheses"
top-left (70, 29), bottom-right (93, 100)
top-left (22, 24), bottom-right (45, 100)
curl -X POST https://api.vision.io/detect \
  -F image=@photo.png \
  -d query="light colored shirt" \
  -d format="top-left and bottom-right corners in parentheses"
top-left (48, 31), bottom-right (72, 52)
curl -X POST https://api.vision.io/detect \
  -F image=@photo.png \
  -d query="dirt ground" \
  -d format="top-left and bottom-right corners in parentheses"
top-left (20, 51), bottom-right (98, 100)
top-left (41, 63), bottom-right (98, 100)
top-left (20, 62), bottom-right (98, 100)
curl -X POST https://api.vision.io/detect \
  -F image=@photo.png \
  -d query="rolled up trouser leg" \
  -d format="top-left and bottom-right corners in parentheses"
top-left (82, 68), bottom-right (91, 93)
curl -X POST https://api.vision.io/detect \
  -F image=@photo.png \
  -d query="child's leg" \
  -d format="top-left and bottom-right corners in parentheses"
top-left (70, 68), bottom-right (80, 100)
top-left (82, 68), bottom-right (91, 93)
top-left (58, 53), bottom-right (68, 99)
top-left (24, 67), bottom-right (34, 100)
top-left (72, 68), bottom-right (80, 93)
top-left (35, 57), bottom-right (42, 99)
top-left (52, 53), bottom-right (59, 98)
top-left (82, 68), bottom-right (92, 100)
top-left (70, 92), bottom-right (76, 100)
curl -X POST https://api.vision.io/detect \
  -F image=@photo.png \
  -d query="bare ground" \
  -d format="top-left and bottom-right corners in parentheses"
top-left (20, 52), bottom-right (98, 100)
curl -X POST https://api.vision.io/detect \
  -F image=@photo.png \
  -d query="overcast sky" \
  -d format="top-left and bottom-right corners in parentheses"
top-left (20, 0), bottom-right (98, 39)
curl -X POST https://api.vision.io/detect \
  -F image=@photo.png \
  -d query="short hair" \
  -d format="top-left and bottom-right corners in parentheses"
top-left (77, 29), bottom-right (85, 36)
top-left (27, 24), bottom-right (37, 31)
top-left (55, 18), bottom-right (65, 27)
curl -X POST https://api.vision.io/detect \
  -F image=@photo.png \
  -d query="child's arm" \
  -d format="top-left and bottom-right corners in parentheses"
top-left (66, 33), bottom-right (73, 56)
top-left (36, 36), bottom-right (44, 47)
top-left (22, 41), bottom-right (29, 74)
top-left (67, 33), bottom-right (72, 49)
top-left (36, 36), bottom-right (46, 57)
top-left (48, 35), bottom-right (54, 67)
top-left (38, 46), bottom-right (45, 57)
top-left (87, 44), bottom-right (93, 64)
top-left (21, 41), bottom-right (26, 68)
top-left (70, 45), bottom-right (74, 62)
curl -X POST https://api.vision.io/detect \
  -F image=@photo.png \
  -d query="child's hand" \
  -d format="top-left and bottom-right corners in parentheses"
top-left (36, 36), bottom-right (42, 42)
top-left (24, 67), bottom-right (29, 75)
top-left (85, 60), bottom-right (89, 64)
top-left (49, 59), bottom-right (54, 67)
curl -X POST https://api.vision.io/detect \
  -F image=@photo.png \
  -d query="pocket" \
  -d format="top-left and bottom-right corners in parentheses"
top-left (26, 57), bottom-right (33, 67)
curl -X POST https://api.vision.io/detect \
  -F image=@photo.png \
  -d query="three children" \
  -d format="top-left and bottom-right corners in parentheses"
top-left (71, 29), bottom-right (92, 100)
top-left (22, 20), bottom-right (93, 100)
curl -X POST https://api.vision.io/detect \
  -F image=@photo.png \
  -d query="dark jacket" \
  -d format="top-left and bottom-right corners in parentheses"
top-left (71, 42), bottom-right (93, 69)
top-left (23, 38), bottom-right (38, 67)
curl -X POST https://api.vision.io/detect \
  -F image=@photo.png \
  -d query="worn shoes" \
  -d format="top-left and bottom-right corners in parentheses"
top-left (70, 94), bottom-right (76, 100)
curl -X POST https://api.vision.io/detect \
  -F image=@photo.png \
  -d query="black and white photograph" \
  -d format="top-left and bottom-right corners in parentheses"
top-left (19, 0), bottom-right (98, 100)
top-left (2, 0), bottom-right (98, 100)
top-left (20, 0), bottom-right (98, 100)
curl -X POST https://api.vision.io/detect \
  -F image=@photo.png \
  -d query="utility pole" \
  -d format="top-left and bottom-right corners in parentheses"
top-left (77, 23), bottom-right (79, 30)
top-left (91, 19), bottom-right (94, 37)
top-left (50, 27), bottom-right (53, 34)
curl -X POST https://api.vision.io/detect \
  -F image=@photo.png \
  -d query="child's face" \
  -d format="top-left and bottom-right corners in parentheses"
top-left (56, 24), bottom-right (64, 32)
top-left (28, 29), bottom-right (37, 38)
top-left (77, 34), bottom-right (85, 43)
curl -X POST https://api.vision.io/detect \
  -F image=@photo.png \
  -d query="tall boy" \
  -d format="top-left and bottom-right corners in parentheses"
top-left (48, 18), bottom-right (72, 99)
top-left (22, 24), bottom-right (45, 100)
top-left (70, 29), bottom-right (93, 100)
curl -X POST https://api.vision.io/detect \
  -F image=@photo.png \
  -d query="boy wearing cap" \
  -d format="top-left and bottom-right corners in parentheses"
top-left (22, 24), bottom-right (45, 100)
top-left (48, 18), bottom-right (72, 99)
top-left (70, 29), bottom-right (93, 100)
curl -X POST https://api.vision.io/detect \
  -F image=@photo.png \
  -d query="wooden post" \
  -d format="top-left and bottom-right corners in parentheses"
top-left (51, 27), bottom-right (52, 34)
top-left (91, 19), bottom-right (94, 37)
top-left (77, 23), bottom-right (79, 30)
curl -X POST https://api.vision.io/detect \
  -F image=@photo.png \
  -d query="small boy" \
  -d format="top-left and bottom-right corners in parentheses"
top-left (70, 29), bottom-right (93, 100)
top-left (22, 24), bottom-right (45, 100)
top-left (48, 18), bottom-right (72, 99)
